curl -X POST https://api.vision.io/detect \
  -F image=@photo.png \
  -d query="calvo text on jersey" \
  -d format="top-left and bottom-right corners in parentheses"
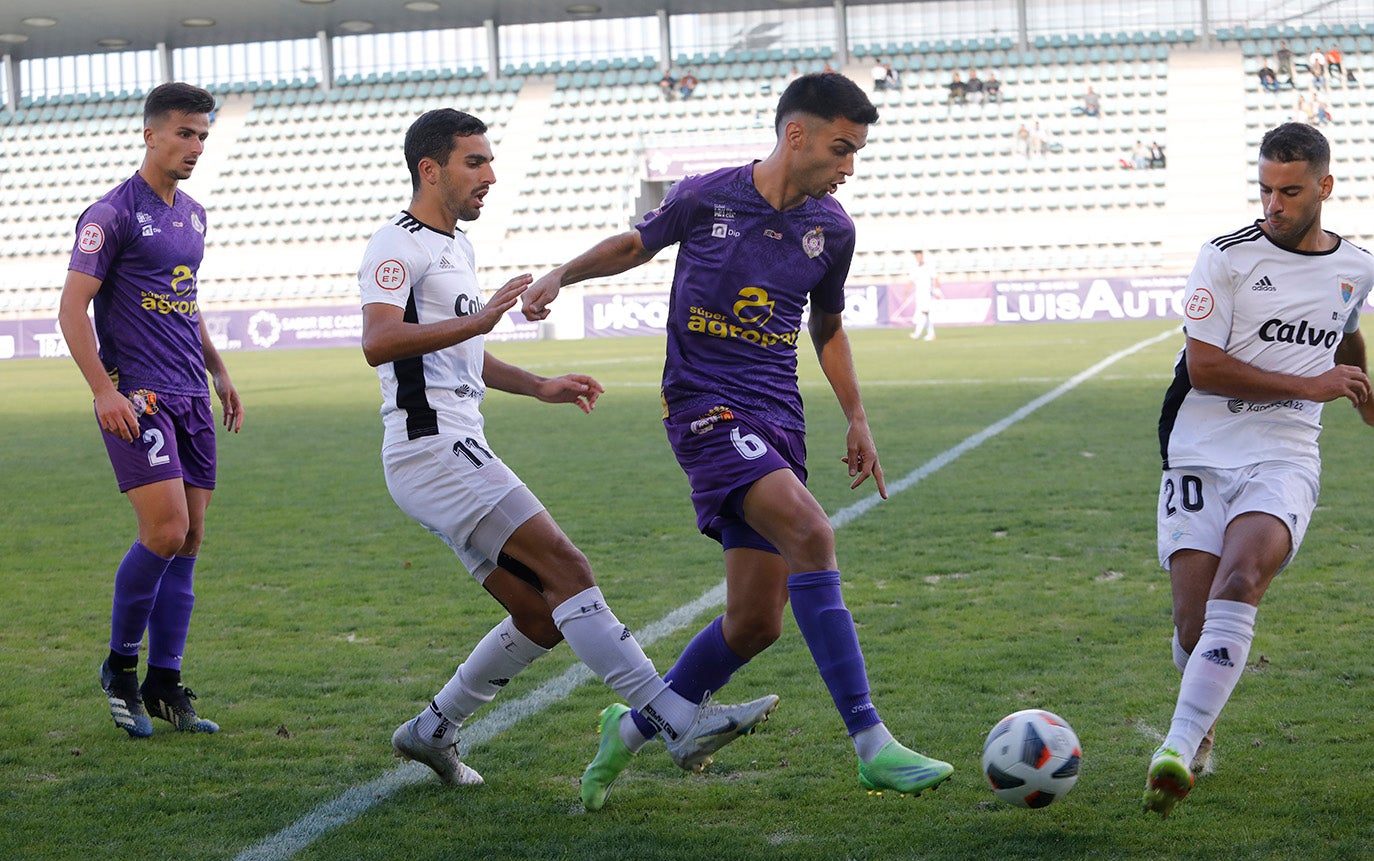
top-left (454, 294), bottom-right (484, 317)
top-left (1258, 318), bottom-right (1342, 349)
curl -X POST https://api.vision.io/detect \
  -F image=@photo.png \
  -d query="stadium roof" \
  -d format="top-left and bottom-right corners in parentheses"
top-left (0, 0), bottom-right (900, 63)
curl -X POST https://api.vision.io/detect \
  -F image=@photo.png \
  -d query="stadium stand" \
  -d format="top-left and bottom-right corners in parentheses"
top-left (5, 28), bottom-right (1374, 318)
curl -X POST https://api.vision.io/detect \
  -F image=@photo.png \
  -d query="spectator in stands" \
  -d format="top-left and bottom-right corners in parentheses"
top-left (679, 69), bottom-right (698, 99)
top-left (1014, 123), bottom-right (1030, 158)
top-left (1148, 141), bottom-right (1167, 168)
top-left (1276, 41), bottom-right (1294, 83)
top-left (1326, 44), bottom-right (1344, 81)
top-left (1029, 121), bottom-right (1047, 158)
top-left (1132, 140), bottom-right (1150, 169)
top-left (1308, 49), bottom-right (1326, 91)
top-left (1295, 94), bottom-right (1314, 125)
top-left (1075, 86), bottom-right (1100, 117)
top-left (1258, 61), bottom-right (1280, 93)
top-left (984, 71), bottom-right (1002, 103)
top-left (871, 58), bottom-right (889, 92)
top-left (946, 72), bottom-right (966, 107)
top-left (658, 68), bottom-right (677, 100)
top-left (1314, 97), bottom-right (1332, 125)
top-left (965, 70), bottom-right (984, 104)
top-left (884, 62), bottom-right (901, 91)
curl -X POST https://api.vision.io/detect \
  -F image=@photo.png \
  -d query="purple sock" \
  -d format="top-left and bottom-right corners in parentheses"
top-left (109, 542), bottom-right (172, 657)
top-left (788, 569), bottom-right (882, 736)
top-left (630, 615), bottom-right (748, 738)
top-left (147, 555), bottom-right (196, 671)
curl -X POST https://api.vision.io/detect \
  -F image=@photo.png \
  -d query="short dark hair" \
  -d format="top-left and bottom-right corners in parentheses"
top-left (1260, 122), bottom-right (1331, 175)
top-left (143, 82), bottom-right (216, 126)
top-left (774, 72), bottom-right (879, 135)
top-left (404, 109), bottom-right (488, 192)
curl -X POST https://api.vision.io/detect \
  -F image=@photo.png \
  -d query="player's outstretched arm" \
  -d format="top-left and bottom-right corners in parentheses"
top-left (362, 275), bottom-right (528, 366)
top-left (58, 270), bottom-right (141, 443)
top-left (199, 315), bottom-right (243, 433)
top-left (808, 309), bottom-right (887, 499)
top-left (1188, 336), bottom-right (1372, 407)
top-left (483, 353), bottom-right (603, 414)
top-left (1335, 329), bottom-right (1374, 425)
top-left (522, 230), bottom-right (655, 321)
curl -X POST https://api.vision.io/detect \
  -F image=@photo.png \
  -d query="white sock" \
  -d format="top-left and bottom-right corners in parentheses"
top-left (1172, 628), bottom-right (1191, 674)
top-left (552, 587), bottom-right (695, 739)
top-left (415, 617), bottom-right (549, 746)
top-left (853, 723), bottom-right (896, 762)
top-left (619, 711), bottom-right (653, 753)
top-left (1162, 599), bottom-right (1257, 763)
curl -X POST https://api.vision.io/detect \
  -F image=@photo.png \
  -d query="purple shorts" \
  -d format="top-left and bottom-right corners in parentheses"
top-left (664, 406), bottom-right (808, 549)
top-left (100, 391), bottom-right (217, 493)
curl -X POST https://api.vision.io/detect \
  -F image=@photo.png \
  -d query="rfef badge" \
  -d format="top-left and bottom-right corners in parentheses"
top-left (802, 227), bottom-right (824, 259)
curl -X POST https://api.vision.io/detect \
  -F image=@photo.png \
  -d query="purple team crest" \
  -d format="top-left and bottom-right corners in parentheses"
top-left (1339, 276), bottom-right (1354, 303)
top-left (802, 226), bottom-right (825, 259)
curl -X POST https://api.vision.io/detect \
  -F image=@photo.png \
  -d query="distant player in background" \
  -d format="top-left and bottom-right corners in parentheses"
top-left (524, 72), bottom-right (954, 810)
top-left (360, 109), bottom-right (777, 789)
top-left (58, 82), bottom-right (242, 738)
top-left (908, 249), bottom-right (943, 341)
top-left (1145, 122), bottom-right (1374, 817)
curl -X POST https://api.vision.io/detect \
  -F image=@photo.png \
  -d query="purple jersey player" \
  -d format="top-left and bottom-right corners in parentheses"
top-left (57, 82), bottom-right (243, 738)
top-left (526, 72), bottom-right (954, 810)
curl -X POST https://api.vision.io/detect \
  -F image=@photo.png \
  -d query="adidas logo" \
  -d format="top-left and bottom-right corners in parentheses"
top-left (1201, 647), bottom-right (1234, 667)
top-left (1251, 275), bottom-right (1276, 292)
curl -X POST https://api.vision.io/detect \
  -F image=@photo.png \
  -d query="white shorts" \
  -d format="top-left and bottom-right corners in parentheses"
top-left (383, 433), bottom-right (545, 583)
top-left (1157, 461), bottom-right (1319, 572)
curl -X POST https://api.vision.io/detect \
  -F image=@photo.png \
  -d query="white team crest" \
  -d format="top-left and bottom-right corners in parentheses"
top-left (191, 212), bottom-right (204, 234)
top-left (802, 227), bottom-right (824, 258)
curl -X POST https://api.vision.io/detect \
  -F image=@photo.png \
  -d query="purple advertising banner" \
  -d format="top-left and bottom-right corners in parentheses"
top-left (884, 275), bottom-right (1198, 327)
top-left (11, 278), bottom-right (1372, 357)
top-left (0, 303), bottom-right (539, 361)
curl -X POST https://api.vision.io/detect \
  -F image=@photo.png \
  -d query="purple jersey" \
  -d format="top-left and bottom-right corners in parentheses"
top-left (636, 163), bottom-right (855, 431)
top-left (68, 173), bottom-right (210, 396)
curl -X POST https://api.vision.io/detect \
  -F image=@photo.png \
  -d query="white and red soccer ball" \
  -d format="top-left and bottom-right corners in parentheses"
top-left (982, 708), bottom-right (1082, 808)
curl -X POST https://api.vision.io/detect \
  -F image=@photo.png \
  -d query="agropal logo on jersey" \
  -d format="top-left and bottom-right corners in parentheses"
top-left (687, 286), bottom-right (797, 348)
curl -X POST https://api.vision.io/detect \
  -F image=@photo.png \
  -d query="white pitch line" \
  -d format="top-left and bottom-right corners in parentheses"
top-left (232, 326), bottom-right (1180, 861)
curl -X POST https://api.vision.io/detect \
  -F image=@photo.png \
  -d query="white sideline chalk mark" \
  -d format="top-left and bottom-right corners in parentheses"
top-left (830, 326), bottom-right (1180, 528)
top-left (1134, 720), bottom-right (1167, 745)
top-left (1133, 717), bottom-right (1216, 776)
top-left (231, 585), bottom-right (726, 861)
top-left (232, 327), bottom-right (1180, 861)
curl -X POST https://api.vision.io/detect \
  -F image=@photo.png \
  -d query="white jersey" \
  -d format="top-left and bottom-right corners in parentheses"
top-left (911, 259), bottom-right (938, 306)
top-left (1159, 220), bottom-right (1374, 473)
top-left (360, 212), bottom-right (487, 448)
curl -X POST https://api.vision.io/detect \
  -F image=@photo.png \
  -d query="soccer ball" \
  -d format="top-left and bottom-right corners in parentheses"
top-left (981, 708), bottom-right (1082, 808)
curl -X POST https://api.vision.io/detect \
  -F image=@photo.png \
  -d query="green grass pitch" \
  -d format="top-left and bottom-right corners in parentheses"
top-left (2, 319), bottom-right (1371, 860)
